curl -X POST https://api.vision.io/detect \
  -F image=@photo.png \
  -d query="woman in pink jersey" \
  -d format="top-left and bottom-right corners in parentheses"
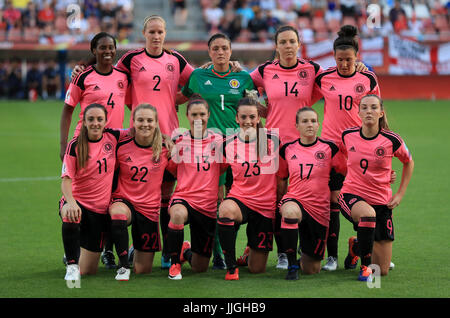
top-left (313, 25), bottom-right (382, 272)
top-left (278, 107), bottom-right (346, 280)
top-left (60, 103), bottom-right (122, 281)
top-left (165, 94), bottom-right (226, 280)
top-left (338, 95), bottom-right (414, 281)
top-left (217, 97), bottom-right (281, 281)
top-left (108, 104), bottom-right (170, 281)
top-left (60, 32), bottom-right (129, 162)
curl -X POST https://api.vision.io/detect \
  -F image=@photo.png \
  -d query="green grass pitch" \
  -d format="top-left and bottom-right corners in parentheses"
top-left (0, 99), bottom-right (449, 301)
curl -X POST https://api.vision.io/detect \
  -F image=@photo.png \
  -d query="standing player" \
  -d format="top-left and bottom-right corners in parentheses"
top-left (60, 32), bottom-right (129, 161)
top-left (278, 107), bottom-right (346, 280)
top-left (218, 97), bottom-right (281, 280)
top-left (313, 25), bottom-right (380, 271)
top-left (165, 95), bottom-right (226, 280)
top-left (339, 95), bottom-right (414, 281)
top-left (180, 33), bottom-right (255, 269)
top-left (108, 104), bottom-right (170, 280)
top-left (60, 104), bottom-right (121, 281)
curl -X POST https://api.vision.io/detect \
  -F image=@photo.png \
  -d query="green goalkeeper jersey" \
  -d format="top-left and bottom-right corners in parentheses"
top-left (182, 65), bottom-right (255, 134)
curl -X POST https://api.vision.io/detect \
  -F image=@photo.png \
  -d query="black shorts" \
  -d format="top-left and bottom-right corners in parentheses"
top-left (170, 198), bottom-right (216, 257)
top-left (112, 198), bottom-right (162, 252)
top-left (225, 197), bottom-right (274, 252)
top-left (59, 198), bottom-right (109, 253)
top-left (338, 193), bottom-right (395, 241)
top-left (280, 198), bottom-right (327, 260)
top-left (328, 168), bottom-right (345, 192)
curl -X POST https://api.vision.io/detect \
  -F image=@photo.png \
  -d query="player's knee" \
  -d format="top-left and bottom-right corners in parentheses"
top-left (218, 201), bottom-right (238, 220)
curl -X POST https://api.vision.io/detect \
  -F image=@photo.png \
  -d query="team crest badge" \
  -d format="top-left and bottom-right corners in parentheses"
top-left (229, 79), bottom-right (240, 88)
top-left (374, 146), bottom-right (386, 159)
top-left (354, 83), bottom-right (366, 94)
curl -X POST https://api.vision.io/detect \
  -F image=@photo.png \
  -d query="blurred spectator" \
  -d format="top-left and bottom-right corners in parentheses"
top-left (3, 0), bottom-right (22, 29)
top-left (324, 0), bottom-right (342, 22)
top-left (172, 0), bottom-right (188, 28)
top-left (25, 59), bottom-right (42, 99)
top-left (84, 0), bottom-right (102, 18)
top-left (220, 1), bottom-right (242, 40)
top-left (264, 8), bottom-right (280, 38)
top-left (42, 59), bottom-right (60, 99)
top-left (7, 57), bottom-right (25, 99)
top-left (248, 7), bottom-right (268, 42)
top-left (294, 0), bottom-right (312, 18)
top-left (22, 1), bottom-right (38, 28)
top-left (236, 0), bottom-right (255, 28)
top-left (37, 0), bottom-right (55, 28)
top-left (389, 0), bottom-right (407, 26)
top-left (203, 0), bottom-right (224, 33)
top-left (117, 4), bottom-right (133, 31)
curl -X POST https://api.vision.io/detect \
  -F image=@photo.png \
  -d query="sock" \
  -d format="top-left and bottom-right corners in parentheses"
top-left (62, 221), bottom-right (80, 265)
top-left (160, 205), bottom-right (170, 258)
top-left (111, 214), bottom-right (129, 268)
top-left (357, 216), bottom-right (376, 267)
top-left (327, 204), bottom-right (340, 258)
top-left (274, 207), bottom-right (282, 254)
top-left (280, 217), bottom-right (299, 267)
top-left (167, 221), bottom-right (184, 265)
top-left (217, 217), bottom-right (237, 270)
top-left (213, 203), bottom-right (224, 258)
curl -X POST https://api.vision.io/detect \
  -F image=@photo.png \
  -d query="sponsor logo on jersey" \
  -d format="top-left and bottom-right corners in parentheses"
top-left (229, 79), bottom-right (240, 88)
top-left (349, 146), bottom-right (356, 152)
top-left (290, 154), bottom-right (297, 160)
top-left (117, 80), bottom-right (124, 89)
top-left (272, 74), bottom-right (279, 79)
top-left (329, 85), bottom-right (336, 91)
top-left (204, 80), bottom-right (212, 85)
top-left (94, 85), bottom-right (101, 91)
top-left (139, 66), bottom-right (146, 72)
top-left (125, 156), bottom-right (132, 162)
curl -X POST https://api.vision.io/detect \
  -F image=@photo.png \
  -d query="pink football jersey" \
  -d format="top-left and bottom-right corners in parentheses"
top-left (251, 58), bottom-right (322, 144)
top-left (61, 129), bottom-right (121, 214)
top-left (223, 132), bottom-right (280, 219)
top-left (113, 136), bottom-right (169, 222)
top-left (314, 68), bottom-right (381, 142)
top-left (340, 127), bottom-right (412, 205)
top-left (116, 49), bottom-right (194, 135)
top-left (167, 129), bottom-right (225, 218)
top-left (278, 138), bottom-right (347, 227)
top-left (65, 66), bottom-right (129, 136)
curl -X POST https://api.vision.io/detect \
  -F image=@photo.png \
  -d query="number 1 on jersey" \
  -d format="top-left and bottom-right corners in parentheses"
top-left (220, 94), bottom-right (225, 111)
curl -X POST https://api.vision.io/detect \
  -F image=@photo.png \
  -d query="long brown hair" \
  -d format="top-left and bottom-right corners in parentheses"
top-left (360, 94), bottom-right (389, 130)
top-left (132, 103), bottom-right (163, 161)
top-left (77, 103), bottom-right (107, 169)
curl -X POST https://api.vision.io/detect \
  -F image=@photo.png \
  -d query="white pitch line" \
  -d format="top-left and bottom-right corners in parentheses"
top-left (0, 176), bottom-right (59, 183)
